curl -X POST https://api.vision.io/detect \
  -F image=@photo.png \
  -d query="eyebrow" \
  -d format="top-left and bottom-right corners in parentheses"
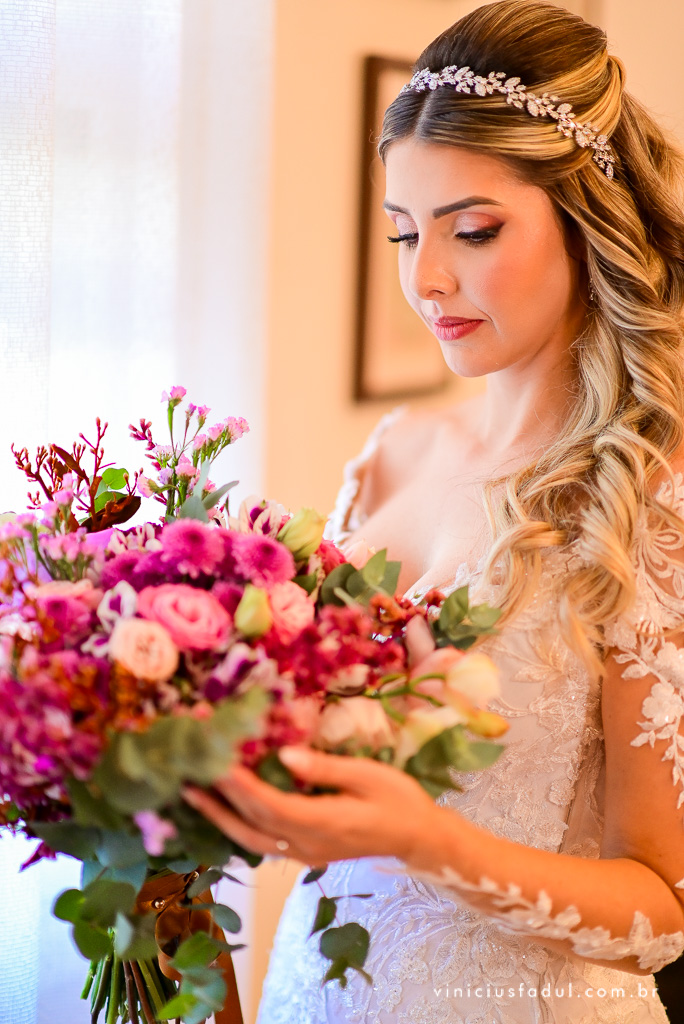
top-left (382, 196), bottom-right (503, 218)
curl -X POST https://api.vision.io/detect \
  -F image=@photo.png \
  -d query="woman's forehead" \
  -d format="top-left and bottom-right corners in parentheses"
top-left (383, 139), bottom-right (547, 213)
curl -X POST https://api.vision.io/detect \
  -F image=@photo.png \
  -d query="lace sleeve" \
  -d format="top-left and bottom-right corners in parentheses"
top-left (325, 406), bottom-right (406, 546)
top-left (604, 474), bottom-right (684, 818)
top-left (391, 478), bottom-right (684, 974)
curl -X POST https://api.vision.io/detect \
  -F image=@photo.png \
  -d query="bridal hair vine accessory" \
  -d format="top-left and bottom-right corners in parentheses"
top-left (402, 66), bottom-right (615, 178)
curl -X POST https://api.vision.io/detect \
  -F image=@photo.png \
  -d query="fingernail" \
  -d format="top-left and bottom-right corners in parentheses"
top-left (279, 746), bottom-right (310, 770)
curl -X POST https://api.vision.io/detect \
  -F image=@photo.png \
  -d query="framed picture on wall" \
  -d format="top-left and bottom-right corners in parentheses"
top-left (353, 55), bottom-right (451, 401)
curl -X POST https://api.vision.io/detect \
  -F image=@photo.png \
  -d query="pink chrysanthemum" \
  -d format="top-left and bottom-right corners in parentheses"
top-left (160, 520), bottom-right (225, 579)
top-left (233, 533), bottom-right (295, 588)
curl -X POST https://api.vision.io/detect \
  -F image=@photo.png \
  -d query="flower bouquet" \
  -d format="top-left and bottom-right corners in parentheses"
top-left (0, 389), bottom-right (507, 1023)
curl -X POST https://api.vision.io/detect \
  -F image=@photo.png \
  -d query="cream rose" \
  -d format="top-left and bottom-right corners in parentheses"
top-left (109, 617), bottom-right (179, 681)
top-left (393, 705), bottom-right (467, 768)
top-left (314, 696), bottom-right (395, 754)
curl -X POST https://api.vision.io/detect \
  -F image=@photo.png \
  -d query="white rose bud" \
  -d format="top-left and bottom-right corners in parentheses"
top-left (314, 696), bottom-right (395, 754)
top-left (393, 705), bottom-right (466, 769)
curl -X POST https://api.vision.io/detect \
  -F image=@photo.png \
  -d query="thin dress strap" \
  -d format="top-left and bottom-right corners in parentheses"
top-left (325, 406), bottom-right (406, 546)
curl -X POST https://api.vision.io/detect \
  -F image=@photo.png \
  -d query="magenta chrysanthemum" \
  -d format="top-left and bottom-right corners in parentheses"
top-left (233, 533), bottom-right (295, 588)
top-left (160, 519), bottom-right (225, 579)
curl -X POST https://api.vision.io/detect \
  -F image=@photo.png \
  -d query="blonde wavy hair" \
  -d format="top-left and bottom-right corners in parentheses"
top-left (379, 0), bottom-right (684, 675)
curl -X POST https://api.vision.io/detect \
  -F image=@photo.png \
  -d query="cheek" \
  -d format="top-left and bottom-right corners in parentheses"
top-left (483, 231), bottom-right (574, 325)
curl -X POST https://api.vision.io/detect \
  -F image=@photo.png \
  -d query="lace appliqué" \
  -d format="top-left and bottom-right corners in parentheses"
top-left (404, 867), bottom-right (684, 974)
top-left (605, 475), bottom-right (684, 817)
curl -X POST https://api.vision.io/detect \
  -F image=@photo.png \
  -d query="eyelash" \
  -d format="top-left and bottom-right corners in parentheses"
top-left (386, 228), bottom-right (500, 249)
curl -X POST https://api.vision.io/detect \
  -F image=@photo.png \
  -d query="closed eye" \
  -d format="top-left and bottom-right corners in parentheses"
top-left (387, 226), bottom-right (501, 249)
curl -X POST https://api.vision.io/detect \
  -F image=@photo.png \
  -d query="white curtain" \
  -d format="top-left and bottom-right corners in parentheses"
top-left (0, 2), bottom-right (273, 1021)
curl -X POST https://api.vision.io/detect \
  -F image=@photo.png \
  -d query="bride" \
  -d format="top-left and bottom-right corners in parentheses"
top-left (184, 2), bottom-right (684, 1020)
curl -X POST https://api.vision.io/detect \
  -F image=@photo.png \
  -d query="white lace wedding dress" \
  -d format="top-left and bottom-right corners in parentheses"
top-left (256, 415), bottom-right (684, 1024)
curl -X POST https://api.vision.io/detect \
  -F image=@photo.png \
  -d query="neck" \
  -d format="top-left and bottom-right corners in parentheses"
top-left (477, 348), bottom-right (578, 464)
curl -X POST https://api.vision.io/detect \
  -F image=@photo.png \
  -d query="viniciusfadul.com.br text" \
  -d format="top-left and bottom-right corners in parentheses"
top-left (432, 983), bottom-right (659, 1000)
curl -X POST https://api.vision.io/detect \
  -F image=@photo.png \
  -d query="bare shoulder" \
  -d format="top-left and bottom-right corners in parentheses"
top-left (357, 397), bottom-right (482, 518)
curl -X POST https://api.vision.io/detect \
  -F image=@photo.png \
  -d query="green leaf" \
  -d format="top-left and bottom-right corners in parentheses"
top-left (320, 563), bottom-right (355, 605)
top-left (99, 467), bottom-right (129, 492)
top-left (469, 603), bottom-right (503, 629)
top-left (113, 910), bottom-right (158, 961)
top-left (202, 480), bottom-right (237, 510)
top-left (80, 879), bottom-right (136, 928)
top-left (404, 723), bottom-right (503, 796)
top-left (96, 829), bottom-right (147, 870)
top-left (94, 489), bottom-right (126, 513)
top-left (293, 572), bottom-right (318, 595)
top-left (256, 751), bottom-right (296, 792)
top-left (67, 778), bottom-right (125, 831)
top-left (72, 919), bottom-right (112, 960)
top-left (360, 549), bottom-right (387, 588)
top-left (178, 494), bottom-right (210, 522)
top-left (191, 902), bottom-right (242, 934)
top-left (319, 922), bottom-right (370, 968)
top-left (302, 866), bottom-right (328, 885)
top-left (157, 992), bottom-right (200, 1021)
top-left (53, 888), bottom-right (84, 923)
top-left (170, 930), bottom-right (222, 972)
top-left (310, 896), bottom-right (338, 935)
top-left (186, 867), bottom-right (246, 897)
top-left (379, 560), bottom-right (401, 596)
top-left (31, 821), bottom-right (100, 860)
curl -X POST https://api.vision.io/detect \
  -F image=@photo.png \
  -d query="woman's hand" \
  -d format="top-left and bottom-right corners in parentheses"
top-left (183, 746), bottom-right (442, 866)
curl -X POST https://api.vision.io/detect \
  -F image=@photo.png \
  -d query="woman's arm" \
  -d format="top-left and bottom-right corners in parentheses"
top-left (184, 641), bottom-right (684, 976)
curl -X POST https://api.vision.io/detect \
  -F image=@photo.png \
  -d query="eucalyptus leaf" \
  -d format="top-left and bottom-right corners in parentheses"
top-left (31, 821), bottom-right (101, 860)
top-left (302, 866), bottom-right (328, 885)
top-left (256, 751), bottom-right (296, 792)
top-left (113, 910), bottom-right (158, 961)
top-left (178, 494), bottom-right (210, 522)
top-left (72, 919), bottom-right (112, 960)
top-left (320, 563), bottom-right (355, 605)
top-left (67, 778), bottom-right (125, 830)
top-left (170, 931), bottom-right (222, 972)
top-left (202, 480), bottom-right (237, 510)
top-left (80, 879), bottom-right (136, 927)
top-left (53, 888), bottom-right (84, 923)
top-left (157, 992), bottom-right (199, 1021)
top-left (360, 549), bottom-right (387, 588)
top-left (310, 895), bottom-right (338, 935)
top-left (319, 922), bottom-right (370, 976)
top-left (191, 902), bottom-right (242, 934)
top-left (293, 572), bottom-right (318, 595)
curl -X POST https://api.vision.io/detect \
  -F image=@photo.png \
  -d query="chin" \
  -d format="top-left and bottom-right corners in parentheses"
top-left (438, 345), bottom-right (496, 379)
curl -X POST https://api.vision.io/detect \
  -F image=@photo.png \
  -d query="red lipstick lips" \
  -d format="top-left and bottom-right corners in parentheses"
top-left (429, 316), bottom-right (483, 342)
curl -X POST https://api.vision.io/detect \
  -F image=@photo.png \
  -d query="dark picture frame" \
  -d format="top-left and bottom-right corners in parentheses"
top-left (353, 55), bottom-right (451, 401)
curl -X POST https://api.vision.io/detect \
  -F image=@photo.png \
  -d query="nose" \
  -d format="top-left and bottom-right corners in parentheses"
top-left (407, 239), bottom-right (457, 301)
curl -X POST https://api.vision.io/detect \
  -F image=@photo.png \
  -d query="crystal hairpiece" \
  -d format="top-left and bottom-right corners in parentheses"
top-left (402, 65), bottom-right (615, 179)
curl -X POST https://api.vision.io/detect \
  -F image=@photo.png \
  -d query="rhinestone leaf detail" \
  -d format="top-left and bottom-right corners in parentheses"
top-left (402, 64), bottom-right (615, 179)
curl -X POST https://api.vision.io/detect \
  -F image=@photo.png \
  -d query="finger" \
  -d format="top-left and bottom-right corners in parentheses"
top-left (214, 764), bottom-right (323, 828)
top-left (278, 745), bottom-right (379, 792)
top-left (182, 785), bottom-right (290, 858)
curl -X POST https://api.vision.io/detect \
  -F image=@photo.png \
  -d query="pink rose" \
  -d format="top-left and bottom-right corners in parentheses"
top-left (137, 583), bottom-right (231, 652)
top-left (313, 696), bottom-right (395, 754)
top-left (109, 617), bottom-right (179, 681)
top-left (268, 581), bottom-right (315, 642)
top-left (29, 578), bottom-right (103, 611)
